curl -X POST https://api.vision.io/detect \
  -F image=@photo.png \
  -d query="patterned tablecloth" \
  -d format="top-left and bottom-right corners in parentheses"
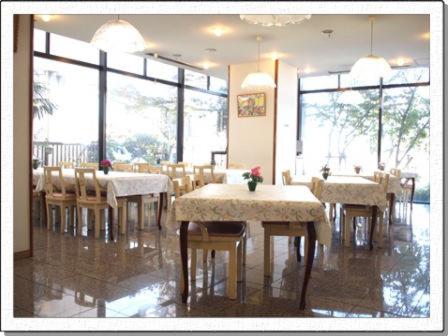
top-left (174, 183), bottom-right (332, 246)
top-left (331, 170), bottom-right (402, 195)
top-left (168, 167), bottom-right (247, 184)
top-left (33, 168), bottom-right (172, 208)
top-left (291, 175), bottom-right (388, 210)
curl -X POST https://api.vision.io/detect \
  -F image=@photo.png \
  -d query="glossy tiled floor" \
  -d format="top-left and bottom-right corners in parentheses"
top-left (14, 202), bottom-right (429, 318)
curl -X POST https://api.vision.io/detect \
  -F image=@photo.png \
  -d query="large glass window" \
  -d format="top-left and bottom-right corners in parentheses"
top-left (183, 90), bottom-right (227, 164)
top-left (209, 76), bottom-right (227, 93)
top-left (382, 85), bottom-right (430, 202)
top-left (33, 29), bottom-right (46, 53)
top-left (33, 58), bottom-right (99, 165)
top-left (50, 33), bottom-right (99, 64)
top-left (301, 90), bottom-right (379, 174)
top-left (106, 73), bottom-right (178, 164)
top-left (185, 70), bottom-right (207, 89)
top-left (300, 75), bottom-right (338, 91)
top-left (146, 58), bottom-right (178, 82)
top-left (107, 52), bottom-right (144, 74)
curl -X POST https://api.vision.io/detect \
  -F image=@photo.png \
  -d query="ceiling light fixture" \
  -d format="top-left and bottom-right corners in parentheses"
top-left (240, 14), bottom-right (311, 27)
top-left (208, 25), bottom-right (229, 37)
top-left (350, 16), bottom-right (391, 80)
top-left (241, 36), bottom-right (276, 90)
top-left (40, 15), bottom-right (52, 22)
top-left (91, 15), bottom-right (145, 53)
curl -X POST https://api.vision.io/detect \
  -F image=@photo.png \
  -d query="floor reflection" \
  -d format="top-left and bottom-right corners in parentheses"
top-left (14, 203), bottom-right (430, 318)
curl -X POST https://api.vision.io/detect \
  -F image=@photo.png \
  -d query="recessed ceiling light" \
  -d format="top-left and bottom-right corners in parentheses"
top-left (199, 61), bottom-right (217, 70)
top-left (392, 57), bottom-right (413, 67)
top-left (303, 66), bottom-right (313, 74)
top-left (207, 25), bottom-right (230, 37)
top-left (420, 32), bottom-right (430, 40)
top-left (173, 53), bottom-right (182, 58)
top-left (321, 29), bottom-right (334, 38)
top-left (39, 15), bottom-right (52, 22)
top-left (205, 48), bottom-right (217, 53)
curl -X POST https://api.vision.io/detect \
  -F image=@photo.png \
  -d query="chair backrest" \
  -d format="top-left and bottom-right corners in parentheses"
top-left (311, 177), bottom-right (324, 199)
top-left (44, 166), bottom-right (66, 197)
top-left (390, 168), bottom-right (401, 178)
top-left (193, 164), bottom-right (215, 187)
top-left (173, 175), bottom-right (193, 197)
top-left (374, 171), bottom-right (390, 193)
top-left (113, 162), bottom-right (133, 172)
top-left (59, 161), bottom-right (74, 169)
top-left (281, 170), bottom-right (292, 186)
top-left (79, 162), bottom-right (98, 169)
top-left (168, 163), bottom-right (186, 178)
top-left (134, 162), bottom-right (160, 174)
top-left (160, 161), bottom-right (171, 175)
top-left (74, 168), bottom-right (102, 202)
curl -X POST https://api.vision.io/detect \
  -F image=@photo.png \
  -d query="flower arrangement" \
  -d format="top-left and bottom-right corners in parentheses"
top-left (353, 165), bottom-right (362, 174)
top-left (320, 164), bottom-right (330, 180)
top-left (242, 166), bottom-right (263, 191)
top-left (100, 159), bottom-right (112, 174)
top-left (32, 158), bottom-right (40, 169)
top-left (378, 162), bottom-right (385, 171)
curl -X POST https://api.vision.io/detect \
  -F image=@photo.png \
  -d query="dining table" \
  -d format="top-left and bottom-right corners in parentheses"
top-left (291, 175), bottom-right (388, 249)
top-left (330, 170), bottom-right (402, 225)
top-left (174, 183), bottom-right (331, 309)
top-left (33, 168), bottom-right (172, 230)
top-left (166, 165), bottom-right (247, 184)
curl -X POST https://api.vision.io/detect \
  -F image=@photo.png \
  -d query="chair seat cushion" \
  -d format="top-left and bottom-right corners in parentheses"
top-left (188, 221), bottom-right (245, 237)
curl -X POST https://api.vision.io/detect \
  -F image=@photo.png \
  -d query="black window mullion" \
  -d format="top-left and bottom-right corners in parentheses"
top-left (377, 77), bottom-right (384, 166)
top-left (207, 76), bottom-right (210, 91)
top-left (177, 68), bottom-right (185, 162)
top-left (45, 32), bottom-right (50, 54)
top-left (98, 50), bottom-right (107, 166)
top-left (143, 58), bottom-right (147, 77)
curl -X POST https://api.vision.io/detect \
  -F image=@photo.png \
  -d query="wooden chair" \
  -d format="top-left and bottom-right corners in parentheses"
top-left (79, 162), bottom-right (98, 169)
top-left (113, 162), bottom-right (133, 172)
top-left (169, 163), bottom-right (195, 192)
top-left (262, 177), bottom-right (324, 276)
top-left (341, 171), bottom-right (389, 248)
top-left (281, 170), bottom-right (292, 185)
top-left (74, 168), bottom-right (127, 238)
top-left (134, 162), bottom-right (160, 174)
top-left (186, 221), bottom-right (246, 299)
top-left (193, 165), bottom-right (216, 187)
top-left (160, 161), bottom-right (171, 175)
top-left (43, 166), bottom-right (77, 234)
top-left (59, 161), bottom-right (74, 169)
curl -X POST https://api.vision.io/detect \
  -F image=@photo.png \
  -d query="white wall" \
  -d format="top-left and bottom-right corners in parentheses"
top-left (13, 15), bottom-right (32, 254)
top-left (275, 61), bottom-right (298, 185)
top-left (228, 60), bottom-right (276, 184)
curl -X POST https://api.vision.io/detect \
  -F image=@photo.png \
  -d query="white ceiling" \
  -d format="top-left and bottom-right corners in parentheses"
top-left (35, 14), bottom-right (430, 79)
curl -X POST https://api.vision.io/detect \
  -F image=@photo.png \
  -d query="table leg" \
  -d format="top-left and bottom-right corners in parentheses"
top-left (108, 206), bottom-right (114, 241)
top-left (40, 191), bottom-right (47, 226)
top-left (299, 222), bottom-right (316, 310)
top-left (369, 206), bottom-right (378, 250)
top-left (410, 177), bottom-right (415, 210)
top-left (180, 221), bottom-right (189, 303)
top-left (157, 192), bottom-right (164, 230)
top-left (137, 196), bottom-right (144, 230)
top-left (388, 193), bottom-right (395, 226)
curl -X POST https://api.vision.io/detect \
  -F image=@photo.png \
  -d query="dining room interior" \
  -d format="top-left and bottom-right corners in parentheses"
top-left (7, 5), bottom-right (441, 328)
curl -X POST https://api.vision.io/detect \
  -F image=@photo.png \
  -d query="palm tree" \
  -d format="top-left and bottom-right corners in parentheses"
top-left (33, 70), bottom-right (60, 119)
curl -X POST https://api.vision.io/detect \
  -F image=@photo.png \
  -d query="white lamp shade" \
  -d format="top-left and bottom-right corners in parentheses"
top-left (91, 19), bottom-right (145, 53)
top-left (350, 55), bottom-right (392, 80)
top-left (241, 72), bottom-right (276, 89)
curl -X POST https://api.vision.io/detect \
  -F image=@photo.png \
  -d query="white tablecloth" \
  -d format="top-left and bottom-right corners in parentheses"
top-left (291, 175), bottom-right (388, 210)
top-left (34, 168), bottom-right (171, 208)
top-left (174, 183), bottom-right (332, 246)
top-left (331, 170), bottom-right (402, 195)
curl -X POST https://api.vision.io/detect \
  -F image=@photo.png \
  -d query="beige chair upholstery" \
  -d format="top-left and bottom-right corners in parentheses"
top-left (79, 162), bottom-right (98, 169)
top-left (59, 161), bottom-right (74, 169)
top-left (113, 162), bottom-right (133, 172)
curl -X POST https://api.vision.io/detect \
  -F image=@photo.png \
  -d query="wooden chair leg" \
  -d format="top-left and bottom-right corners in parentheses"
top-left (227, 246), bottom-right (237, 299)
top-left (69, 205), bottom-right (75, 227)
top-left (46, 202), bottom-right (52, 231)
top-left (242, 234), bottom-right (247, 266)
top-left (202, 249), bottom-right (208, 264)
top-left (304, 237), bottom-right (309, 262)
top-left (94, 208), bottom-right (101, 238)
top-left (344, 214), bottom-right (352, 247)
top-left (377, 211), bottom-right (384, 248)
top-left (77, 207), bottom-right (83, 235)
top-left (191, 248), bottom-right (197, 282)
top-left (60, 206), bottom-right (66, 234)
top-left (120, 205), bottom-right (127, 235)
top-left (264, 229), bottom-right (271, 276)
top-left (237, 241), bottom-right (243, 282)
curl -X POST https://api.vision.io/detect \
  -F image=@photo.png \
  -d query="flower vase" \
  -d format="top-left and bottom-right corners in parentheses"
top-left (248, 181), bottom-right (257, 192)
top-left (103, 167), bottom-right (109, 175)
top-left (354, 167), bottom-right (361, 174)
top-left (322, 172), bottom-right (329, 180)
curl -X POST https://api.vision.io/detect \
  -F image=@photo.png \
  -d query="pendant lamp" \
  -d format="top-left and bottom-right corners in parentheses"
top-left (350, 17), bottom-right (391, 80)
top-left (241, 36), bottom-right (276, 89)
top-left (91, 15), bottom-right (145, 53)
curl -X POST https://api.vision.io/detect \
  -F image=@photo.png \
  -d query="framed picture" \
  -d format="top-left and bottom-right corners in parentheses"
top-left (237, 93), bottom-right (266, 117)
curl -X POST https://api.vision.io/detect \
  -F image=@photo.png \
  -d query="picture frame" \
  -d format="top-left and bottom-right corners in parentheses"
top-left (237, 92), bottom-right (266, 117)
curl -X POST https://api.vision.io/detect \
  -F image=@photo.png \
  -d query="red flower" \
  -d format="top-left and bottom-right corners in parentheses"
top-left (100, 159), bottom-right (112, 167)
top-left (250, 166), bottom-right (261, 177)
